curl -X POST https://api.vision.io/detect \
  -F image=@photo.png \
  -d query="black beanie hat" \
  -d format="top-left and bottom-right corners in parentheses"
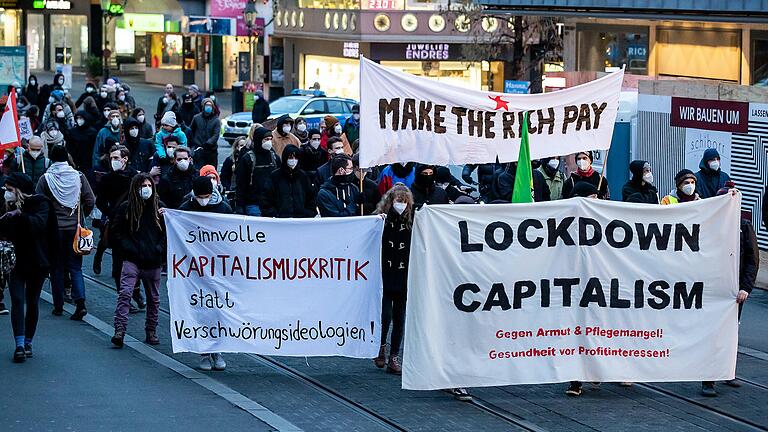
top-left (571, 181), bottom-right (599, 198)
top-left (49, 144), bottom-right (69, 163)
top-left (192, 176), bottom-right (213, 196)
top-left (674, 169), bottom-right (696, 187)
top-left (5, 172), bottom-right (34, 195)
top-left (575, 150), bottom-right (594, 162)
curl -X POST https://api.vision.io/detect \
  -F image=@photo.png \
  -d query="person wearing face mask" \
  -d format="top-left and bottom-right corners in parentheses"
top-left (299, 129), bottom-right (328, 185)
top-left (79, 96), bottom-right (101, 127)
top-left (36, 145), bottom-right (95, 320)
top-left (352, 153), bottom-right (381, 215)
top-left (661, 169), bottom-right (700, 205)
top-left (158, 146), bottom-right (198, 209)
top-left (621, 160), bottom-right (659, 204)
top-left (343, 104), bottom-right (360, 145)
top-left (537, 157), bottom-right (565, 200)
top-left (251, 90), bottom-right (271, 124)
top-left (15, 95), bottom-right (32, 118)
top-left (373, 183), bottom-right (413, 375)
top-left (19, 137), bottom-right (50, 186)
top-left (561, 151), bottom-right (609, 199)
top-left (411, 164), bottom-right (449, 209)
top-left (41, 121), bottom-right (65, 154)
top-left (694, 148), bottom-right (731, 199)
top-left (488, 162), bottom-right (550, 203)
top-left (271, 114), bottom-right (302, 160)
top-left (316, 155), bottom-right (360, 217)
top-left (261, 145), bottom-right (316, 218)
top-left (24, 75), bottom-right (40, 112)
top-left (46, 102), bottom-right (73, 134)
top-left (190, 98), bottom-right (221, 167)
top-left (40, 91), bottom-right (73, 131)
top-left (314, 138), bottom-right (347, 190)
top-left (65, 110), bottom-right (97, 175)
top-left (155, 84), bottom-right (177, 124)
top-left (109, 173), bottom-right (166, 348)
top-left (153, 111), bottom-right (188, 160)
top-left (0, 173), bottom-right (55, 363)
top-left (178, 93), bottom-right (200, 127)
top-left (123, 117), bottom-right (153, 173)
top-left (25, 106), bottom-right (41, 133)
top-left (75, 82), bottom-right (97, 107)
top-left (52, 73), bottom-right (65, 91)
top-left (115, 90), bottom-right (133, 119)
top-left (378, 162), bottom-right (416, 195)
top-left (93, 110), bottom-right (124, 171)
top-left (131, 108), bottom-right (154, 139)
top-left (292, 117), bottom-right (309, 144)
top-left (220, 137), bottom-right (247, 198)
top-left (235, 127), bottom-right (280, 216)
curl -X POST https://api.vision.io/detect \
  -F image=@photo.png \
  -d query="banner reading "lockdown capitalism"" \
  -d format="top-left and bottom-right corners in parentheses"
top-left (403, 194), bottom-right (740, 390)
top-left (358, 57), bottom-right (624, 167)
top-left (164, 210), bottom-right (384, 357)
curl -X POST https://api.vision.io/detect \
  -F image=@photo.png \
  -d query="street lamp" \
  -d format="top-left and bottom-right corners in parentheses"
top-left (100, 0), bottom-right (127, 80)
top-left (243, 0), bottom-right (258, 82)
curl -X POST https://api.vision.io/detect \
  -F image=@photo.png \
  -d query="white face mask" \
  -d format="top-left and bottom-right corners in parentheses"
top-left (547, 159), bottom-right (559, 170)
top-left (29, 150), bottom-right (41, 159)
top-left (353, 113), bottom-right (360, 121)
top-left (709, 160), bottom-right (720, 171)
top-left (282, 125), bottom-right (292, 134)
top-left (56, 111), bottom-right (65, 119)
top-left (334, 124), bottom-right (342, 134)
top-left (642, 172), bottom-right (653, 184)
top-left (137, 114), bottom-right (145, 123)
top-left (287, 158), bottom-right (298, 169)
top-left (176, 159), bottom-right (190, 171)
top-left (48, 97), bottom-right (54, 104)
top-left (111, 160), bottom-right (124, 171)
top-left (4, 190), bottom-right (15, 202)
top-left (576, 159), bottom-right (591, 171)
top-left (333, 148), bottom-right (344, 155)
top-left (393, 202), bottom-right (407, 215)
top-left (195, 197), bottom-right (210, 207)
top-left (58, 78), bottom-right (64, 85)
top-left (310, 139), bottom-right (320, 149)
top-left (140, 186), bottom-right (153, 200)
top-left (76, 118), bottom-right (85, 127)
top-left (103, 110), bottom-right (111, 119)
top-left (162, 97), bottom-right (169, 104)
top-left (118, 95), bottom-right (125, 101)
top-left (100, 91), bottom-right (108, 98)
top-left (296, 123), bottom-right (307, 132)
top-left (29, 80), bottom-right (35, 86)
top-left (681, 183), bottom-right (695, 196)
top-left (128, 128), bottom-right (139, 138)
top-left (261, 141), bottom-right (273, 151)
top-left (111, 117), bottom-right (120, 128)
top-left (48, 130), bottom-right (59, 138)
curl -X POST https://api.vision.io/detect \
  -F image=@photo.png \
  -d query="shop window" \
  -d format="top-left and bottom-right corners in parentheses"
top-left (27, 14), bottom-right (44, 70)
top-left (161, 34), bottom-right (183, 68)
top-left (656, 28), bottom-right (740, 82)
top-left (303, 55), bottom-right (360, 99)
top-left (115, 28), bottom-right (135, 55)
top-left (0, 9), bottom-right (21, 47)
top-left (578, 27), bottom-right (648, 75)
top-left (404, 0), bottom-right (448, 10)
top-left (752, 37), bottom-right (768, 86)
top-left (299, 0), bottom-right (360, 9)
top-left (302, 100), bottom-right (327, 115)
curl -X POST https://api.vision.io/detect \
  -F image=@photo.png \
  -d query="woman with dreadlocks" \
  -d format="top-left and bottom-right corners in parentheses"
top-left (109, 173), bottom-right (166, 348)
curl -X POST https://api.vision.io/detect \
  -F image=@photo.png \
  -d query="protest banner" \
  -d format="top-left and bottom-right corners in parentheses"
top-left (403, 195), bottom-right (740, 390)
top-left (164, 210), bottom-right (384, 357)
top-left (359, 57), bottom-right (624, 168)
top-left (17, 117), bottom-right (32, 140)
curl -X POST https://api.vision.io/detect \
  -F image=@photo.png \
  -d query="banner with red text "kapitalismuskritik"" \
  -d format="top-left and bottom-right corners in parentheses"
top-left (164, 210), bottom-right (384, 357)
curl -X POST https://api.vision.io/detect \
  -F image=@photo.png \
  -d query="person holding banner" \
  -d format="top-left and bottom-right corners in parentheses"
top-left (109, 173), bottom-right (166, 348)
top-left (621, 160), bottom-right (659, 204)
top-left (316, 155), bottom-right (360, 218)
top-left (561, 151), bottom-right (609, 199)
top-left (537, 158), bottom-right (565, 200)
top-left (695, 148), bottom-right (731, 199)
top-left (411, 165), bottom-right (448, 209)
top-left (262, 144), bottom-right (317, 218)
top-left (0, 173), bottom-right (53, 363)
top-left (661, 169), bottom-right (700, 205)
top-left (374, 183), bottom-right (413, 375)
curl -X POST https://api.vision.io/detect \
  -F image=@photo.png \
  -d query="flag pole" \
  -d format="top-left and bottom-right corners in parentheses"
top-left (19, 147), bottom-right (25, 173)
top-left (597, 147), bottom-right (611, 195)
top-left (359, 169), bottom-right (364, 216)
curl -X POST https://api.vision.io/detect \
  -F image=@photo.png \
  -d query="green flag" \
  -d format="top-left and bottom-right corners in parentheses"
top-left (511, 112), bottom-right (534, 203)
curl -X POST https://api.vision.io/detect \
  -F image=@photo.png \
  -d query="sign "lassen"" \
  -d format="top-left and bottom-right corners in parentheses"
top-left (670, 97), bottom-right (748, 133)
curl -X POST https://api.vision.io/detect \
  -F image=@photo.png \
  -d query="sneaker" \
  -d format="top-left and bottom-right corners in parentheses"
top-left (145, 330), bottom-right (160, 345)
top-left (386, 355), bottom-right (402, 375)
top-left (12, 346), bottom-right (25, 363)
top-left (111, 330), bottom-right (125, 348)
top-left (566, 382), bottom-right (583, 396)
top-left (212, 353), bottom-right (226, 371)
top-left (619, 382), bottom-right (633, 387)
top-left (374, 344), bottom-right (387, 369)
top-left (70, 301), bottom-right (87, 321)
top-left (198, 354), bottom-right (213, 371)
top-left (701, 382), bottom-right (717, 397)
top-left (724, 379), bottom-right (741, 388)
top-left (0, 303), bottom-right (8, 315)
top-left (52, 307), bottom-right (63, 316)
top-left (448, 388), bottom-right (473, 402)
top-left (24, 344), bottom-right (32, 358)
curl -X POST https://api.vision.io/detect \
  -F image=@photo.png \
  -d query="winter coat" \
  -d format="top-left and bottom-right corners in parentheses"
top-left (190, 111), bottom-right (220, 152)
top-left (158, 166), bottom-right (198, 209)
top-left (299, 143), bottom-right (327, 173)
top-left (343, 117), bottom-right (360, 146)
top-left (411, 182), bottom-right (449, 209)
top-left (235, 146), bottom-right (280, 208)
top-left (661, 188), bottom-right (700, 205)
top-left (262, 146), bottom-right (317, 218)
top-left (35, 171), bottom-right (96, 231)
top-left (272, 116), bottom-right (302, 159)
top-left (695, 152), bottom-right (731, 199)
top-left (359, 177), bottom-right (381, 215)
top-left (153, 126), bottom-right (188, 159)
top-left (316, 177), bottom-right (360, 217)
top-left (93, 126), bottom-right (122, 170)
top-left (96, 167), bottom-right (138, 218)
top-left (0, 194), bottom-right (54, 276)
top-left (537, 165), bottom-right (565, 200)
top-left (179, 198), bottom-right (233, 214)
top-left (178, 102), bottom-right (199, 127)
top-left (489, 165), bottom-right (551, 203)
top-left (66, 112), bottom-right (98, 172)
top-left (381, 210), bottom-right (412, 293)
top-left (378, 163), bottom-right (416, 195)
top-left (462, 163), bottom-right (500, 195)
top-left (19, 152), bottom-right (50, 186)
top-left (251, 97), bottom-right (271, 124)
top-left (739, 219), bottom-right (759, 294)
top-left (621, 160), bottom-right (658, 204)
top-left (110, 200), bottom-right (166, 269)
top-left (561, 170), bottom-right (609, 200)
top-left (220, 155), bottom-right (235, 192)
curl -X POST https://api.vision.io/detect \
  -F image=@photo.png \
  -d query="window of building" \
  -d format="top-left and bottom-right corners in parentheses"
top-left (0, 9), bottom-right (21, 47)
top-left (577, 25), bottom-right (648, 75)
top-left (752, 33), bottom-right (768, 86)
top-left (405, 0), bottom-right (448, 10)
top-left (656, 27), bottom-right (740, 82)
top-left (298, 0), bottom-right (360, 9)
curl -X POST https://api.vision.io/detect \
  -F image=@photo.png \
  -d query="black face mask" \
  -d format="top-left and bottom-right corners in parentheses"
top-left (334, 173), bottom-right (353, 183)
top-left (417, 174), bottom-right (435, 188)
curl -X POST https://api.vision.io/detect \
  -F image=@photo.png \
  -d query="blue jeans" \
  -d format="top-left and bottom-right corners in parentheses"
top-left (52, 229), bottom-right (86, 308)
top-left (245, 205), bottom-right (261, 216)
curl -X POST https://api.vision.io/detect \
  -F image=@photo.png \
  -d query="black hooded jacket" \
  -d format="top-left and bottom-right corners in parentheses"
top-left (381, 209), bottom-right (412, 293)
top-left (24, 75), bottom-right (40, 111)
top-left (262, 145), bottom-right (317, 218)
top-left (178, 98), bottom-right (199, 127)
top-left (251, 95), bottom-right (271, 124)
top-left (411, 165), bottom-right (449, 209)
top-left (123, 117), bottom-right (154, 173)
top-left (235, 127), bottom-right (281, 208)
top-left (110, 200), bottom-right (166, 269)
top-left (316, 176), bottom-right (360, 217)
top-left (65, 109), bottom-right (98, 171)
top-left (96, 166), bottom-right (139, 218)
top-left (621, 160), bottom-right (658, 204)
top-left (0, 194), bottom-right (54, 276)
top-left (488, 163), bottom-right (551, 202)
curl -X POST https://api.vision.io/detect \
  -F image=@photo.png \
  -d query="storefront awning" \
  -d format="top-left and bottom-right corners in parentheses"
top-left (125, 0), bottom-right (184, 20)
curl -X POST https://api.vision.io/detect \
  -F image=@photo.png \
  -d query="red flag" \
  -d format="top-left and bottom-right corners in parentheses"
top-left (0, 90), bottom-right (21, 151)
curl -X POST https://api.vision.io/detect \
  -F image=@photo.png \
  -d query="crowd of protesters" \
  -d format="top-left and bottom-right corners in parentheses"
top-left (0, 74), bottom-right (758, 401)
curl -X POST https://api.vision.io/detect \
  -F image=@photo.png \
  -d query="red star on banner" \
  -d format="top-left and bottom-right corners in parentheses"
top-left (488, 95), bottom-right (509, 111)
